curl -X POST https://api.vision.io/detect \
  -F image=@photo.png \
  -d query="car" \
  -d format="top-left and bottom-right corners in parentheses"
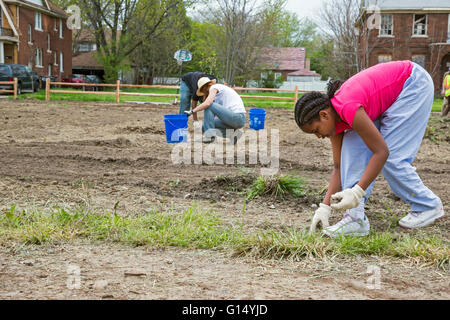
top-left (0, 63), bottom-right (34, 95)
top-left (40, 75), bottom-right (57, 88)
top-left (62, 74), bottom-right (89, 90)
top-left (25, 67), bottom-right (40, 92)
top-left (85, 75), bottom-right (103, 91)
top-left (62, 74), bottom-right (88, 84)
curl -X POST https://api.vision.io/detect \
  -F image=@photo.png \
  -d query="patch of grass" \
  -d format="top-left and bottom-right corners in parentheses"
top-left (246, 174), bottom-right (307, 201)
top-left (0, 204), bottom-right (235, 249)
top-left (432, 98), bottom-right (443, 112)
top-left (233, 229), bottom-right (449, 269)
top-left (0, 204), bottom-right (448, 269)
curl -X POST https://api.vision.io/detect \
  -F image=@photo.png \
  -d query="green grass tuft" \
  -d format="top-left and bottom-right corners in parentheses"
top-left (246, 174), bottom-right (307, 200)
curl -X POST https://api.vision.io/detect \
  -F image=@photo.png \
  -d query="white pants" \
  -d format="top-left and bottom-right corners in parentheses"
top-left (340, 63), bottom-right (441, 220)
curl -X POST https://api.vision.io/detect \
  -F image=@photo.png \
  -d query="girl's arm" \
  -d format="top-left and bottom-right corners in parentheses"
top-left (352, 107), bottom-right (389, 190)
top-left (192, 89), bottom-right (218, 113)
top-left (323, 132), bottom-right (344, 205)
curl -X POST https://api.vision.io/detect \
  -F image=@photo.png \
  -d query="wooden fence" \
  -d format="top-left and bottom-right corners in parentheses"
top-left (0, 78), bottom-right (18, 99)
top-left (44, 79), bottom-right (306, 107)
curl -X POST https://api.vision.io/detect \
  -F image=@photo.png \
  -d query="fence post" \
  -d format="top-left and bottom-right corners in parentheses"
top-left (13, 78), bottom-right (17, 100)
top-left (46, 77), bottom-right (50, 101)
top-left (294, 85), bottom-right (298, 107)
top-left (116, 80), bottom-right (120, 103)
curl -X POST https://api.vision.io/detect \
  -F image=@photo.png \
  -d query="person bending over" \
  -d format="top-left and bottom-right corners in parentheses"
top-left (294, 60), bottom-right (444, 238)
top-left (186, 77), bottom-right (246, 144)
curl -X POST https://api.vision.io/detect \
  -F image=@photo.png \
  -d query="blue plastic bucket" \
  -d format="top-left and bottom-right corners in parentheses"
top-left (164, 114), bottom-right (188, 143)
top-left (249, 108), bottom-right (266, 130)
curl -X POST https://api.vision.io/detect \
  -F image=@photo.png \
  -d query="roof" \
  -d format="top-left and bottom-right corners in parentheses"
top-left (259, 47), bottom-right (306, 71)
top-left (258, 47), bottom-right (321, 78)
top-left (363, 0), bottom-right (450, 10)
top-left (72, 51), bottom-right (103, 69)
top-left (4, 0), bottom-right (68, 18)
top-left (287, 69), bottom-right (321, 77)
top-left (73, 29), bottom-right (123, 43)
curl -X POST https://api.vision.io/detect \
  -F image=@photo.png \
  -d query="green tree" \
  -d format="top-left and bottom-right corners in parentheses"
top-left (183, 19), bottom-right (222, 77)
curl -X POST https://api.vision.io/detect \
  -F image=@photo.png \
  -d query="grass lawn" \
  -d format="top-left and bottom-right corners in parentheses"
top-left (10, 88), bottom-right (445, 111)
top-left (0, 203), bottom-right (448, 269)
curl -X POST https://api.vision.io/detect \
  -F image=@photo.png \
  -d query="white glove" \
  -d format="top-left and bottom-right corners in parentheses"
top-left (330, 185), bottom-right (366, 211)
top-left (310, 203), bottom-right (331, 233)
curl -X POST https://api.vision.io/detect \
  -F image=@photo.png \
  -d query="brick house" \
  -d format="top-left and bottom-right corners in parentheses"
top-left (71, 29), bottom-right (104, 78)
top-left (258, 47), bottom-right (321, 82)
top-left (357, 0), bottom-right (450, 93)
top-left (0, 0), bottom-right (72, 79)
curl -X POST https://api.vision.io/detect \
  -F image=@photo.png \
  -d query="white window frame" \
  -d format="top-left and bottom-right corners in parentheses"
top-left (48, 64), bottom-right (52, 76)
top-left (59, 19), bottom-right (63, 38)
top-left (47, 33), bottom-right (51, 53)
top-left (379, 14), bottom-right (394, 37)
top-left (60, 51), bottom-right (63, 72)
top-left (35, 12), bottom-right (43, 31)
top-left (27, 24), bottom-right (32, 44)
top-left (35, 48), bottom-right (43, 67)
top-left (54, 18), bottom-right (58, 32)
top-left (53, 51), bottom-right (58, 66)
top-left (412, 14), bottom-right (428, 37)
top-left (78, 43), bottom-right (91, 52)
top-left (447, 14), bottom-right (450, 43)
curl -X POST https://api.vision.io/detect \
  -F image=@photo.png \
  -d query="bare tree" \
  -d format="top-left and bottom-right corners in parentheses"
top-left (200, 0), bottom-right (264, 85)
top-left (318, 0), bottom-right (361, 79)
top-left (75, 0), bottom-right (186, 82)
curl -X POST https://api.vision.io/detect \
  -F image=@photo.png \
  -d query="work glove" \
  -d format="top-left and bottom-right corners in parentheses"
top-left (330, 185), bottom-right (366, 211)
top-left (310, 203), bottom-right (331, 233)
top-left (184, 110), bottom-right (194, 117)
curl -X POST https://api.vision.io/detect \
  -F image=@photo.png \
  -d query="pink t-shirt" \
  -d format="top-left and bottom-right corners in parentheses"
top-left (331, 60), bottom-right (413, 134)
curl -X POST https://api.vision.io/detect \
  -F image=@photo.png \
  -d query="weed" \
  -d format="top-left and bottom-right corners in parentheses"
top-left (246, 174), bottom-right (306, 200)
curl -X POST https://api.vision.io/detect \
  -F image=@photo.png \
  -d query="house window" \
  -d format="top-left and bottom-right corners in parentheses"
top-left (447, 14), bottom-right (450, 43)
top-left (378, 54), bottom-right (392, 64)
top-left (54, 18), bottom-right (58, 31)
top-left (59, 19), bottom-right (63, 38)
top-left (54, 51), bottom-right (58, 66)
top-left (60, 52), bottom-right (64, 72)
top-left (27, 24), bottom-right (32, 43)
top-left (35, 48), bottom-right (43, 67)
top-left (48, 64), bottom-right (52, 76)
top-left (47, 33), bottom-right (51, 52)
top-left (35, 12), bottom-right (42, 31)
top-left (413, 14), bottom-right (427, 36)
top-left (411, 55), bottom-right (426, 68)
top-left (78, 43), bottom-right (91, 52)
top-left (379, 14), bottom-right (393, 36)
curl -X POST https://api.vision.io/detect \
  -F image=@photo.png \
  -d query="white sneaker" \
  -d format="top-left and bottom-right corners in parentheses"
top-left (399, 200), bottom-right (444, 229)
top-left (322, 214), bottom-right (370, 238)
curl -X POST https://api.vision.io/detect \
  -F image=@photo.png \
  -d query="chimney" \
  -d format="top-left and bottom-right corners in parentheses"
top-left (305, 58), bottom-right (311, 71)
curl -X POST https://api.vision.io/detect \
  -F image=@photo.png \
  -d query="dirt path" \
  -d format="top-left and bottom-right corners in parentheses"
top-left (0, 100), bottom-right (448, 299)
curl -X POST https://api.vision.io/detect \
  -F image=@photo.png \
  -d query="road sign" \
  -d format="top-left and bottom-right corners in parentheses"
top-left (174, 49), bottom-right (192, 62)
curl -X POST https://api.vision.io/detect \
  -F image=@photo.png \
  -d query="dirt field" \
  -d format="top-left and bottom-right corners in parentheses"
top-left (0, 99), bottom-right (448, 300)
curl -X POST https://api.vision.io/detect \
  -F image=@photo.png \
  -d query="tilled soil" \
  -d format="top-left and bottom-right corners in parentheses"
top-left (0, 99), bottom-right (448, 299)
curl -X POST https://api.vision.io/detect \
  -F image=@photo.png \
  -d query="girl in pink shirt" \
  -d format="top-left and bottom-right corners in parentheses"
top-left (294, 61), bottom-right (444, 237)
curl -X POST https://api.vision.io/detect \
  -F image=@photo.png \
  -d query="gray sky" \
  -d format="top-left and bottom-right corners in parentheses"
top-left (285, 0), bottom-right (326, 20)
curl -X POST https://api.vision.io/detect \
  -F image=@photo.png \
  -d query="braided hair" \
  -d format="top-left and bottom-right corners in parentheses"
top-left (294, 80), bottom-right (344, 129)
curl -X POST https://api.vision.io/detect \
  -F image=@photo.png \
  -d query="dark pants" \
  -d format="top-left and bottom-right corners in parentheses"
top-left (442, 96), bottom-right (450, 117)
